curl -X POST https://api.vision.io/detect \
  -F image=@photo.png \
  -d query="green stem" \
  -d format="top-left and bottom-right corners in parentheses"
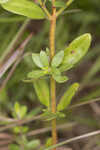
top-left (56, 0), bottom-right (74, 17)
top-left (49, 1), bottom-right (57, 149)
top-left (39, 1), bottom-right (51, 19)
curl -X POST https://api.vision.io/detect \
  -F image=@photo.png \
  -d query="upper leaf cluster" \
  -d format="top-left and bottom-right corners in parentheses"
top-left (27, 34), bottom-right (92, 83)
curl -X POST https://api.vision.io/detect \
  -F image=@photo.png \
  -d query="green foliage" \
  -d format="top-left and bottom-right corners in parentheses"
top-left (13, 126), bottom-right (29, 134)
top-left (9, 144), bottom-right (20, 150)
top-left (52, 73), bottom-right (68, 83)
top-left (9, 139), bottom-right (40, 150)
top-left (54, 1), bottom-right (65, 8)
top-left (50, 67), bottom-right (68, 83)
top-left (32, 51), bottom-right (49, 69)
top-left (26, 140), bottom-right (40, 149)
top-left (0, 0), bottom-right (9, 4)
top-left (40, 50), bottom-right (49, 68)
top-left (59, 34), bottom-right (92, 72)
top-left (33, 79), bottom-right (50, 107)
top-left (0, 0), bottom-right (45, 19)
top-left (57, 83), bottom-right (79, 111)
top-left (0, 0), bottom-right (96, 149)
top-left (45, 138), bottom-right (52, 147)
top-left (27, 70), bottom-right (46, 79)
top-left (14, 102), bottom-right (27, 119)
top-left (66, 0), bottom-right (74, 7)
top-left (51, 50), bottom-right (64, 68)
top-left (0, 88), bottom-right (8, 103)
top-left (32, 53), bottom-right (44, 69)
top-left (42, 109), bottom-right (65, 121)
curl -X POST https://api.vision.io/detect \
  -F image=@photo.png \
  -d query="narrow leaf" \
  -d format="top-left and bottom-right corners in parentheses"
top-left (40, 51), bottom-right (49, 67)
top-left (32, 53), bottom-right (43, 68)
top-left (27, 70), bottom-right (45, 79)
top-left (59, 34), bottom-right (92, 72)
top-left (51, 50), bottom-right (64, 67)
top-left (33, 79), bottom-right (50, 107)
top-left (14, 102), bottom-right (20, 118)
top-left (53, 74), bottom-right (68, 83)
top-left (57, 83), bottom-right (79, 111)
top-left (1, 0), bottom-right (45, 19)
top-left (20, 106), bottom-right (27, 119)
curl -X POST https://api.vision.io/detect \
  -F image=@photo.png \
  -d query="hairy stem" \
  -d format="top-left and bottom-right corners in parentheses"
top-left (49, 1), bottom-right (57, 149)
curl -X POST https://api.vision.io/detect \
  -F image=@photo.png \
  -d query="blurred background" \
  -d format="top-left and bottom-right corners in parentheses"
top-left (0, 0), bottom-right (100, 149)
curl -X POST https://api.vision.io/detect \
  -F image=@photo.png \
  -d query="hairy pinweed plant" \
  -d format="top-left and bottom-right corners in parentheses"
top-left (0, 0), bottom-right (92, 149)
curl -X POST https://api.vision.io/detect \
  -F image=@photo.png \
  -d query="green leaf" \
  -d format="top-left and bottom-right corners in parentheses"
top-left (57, 83), bottom-right (79, 111)
top-left (59, 33), bottom-right (92, 72)
top-left (51, 67), bottom-right (61, 76)
top-left (27, 140), bottom-right (40, 149)
top-left (45, 138), bottom-right (52, 148)
top-left (51, 68), bottom-right (68, 83)
top-left (54, 1), bottom-right (65, 7)
top-left (1, 0), bottom-right (45, 19)
top-left (27, 70), bottom-right (45, 79)
top-left (20, 106), bottom-right (27, 119)
top-left (21, 126), bottom-right (29, 133)
top-left (32, 53), bottom-right (43, 68)
top-left (14, 102), bottom-right (20, 118)
top-left (53, 74), bottom-right (68, 83)
top-left (14, 102), bottom-right (27, 119)
top-left (0, 0), bottom-right (9, 4)
top-left (13, 126), bottom-right (28, 134)
top-left (40, 51), bottom-right (49, 67)
top-left (9, 144), bottom-right (20, 150)
top-left (66, 0), bottom-right (74, 7)
top-left (51, 50), bottom-right (64, 67)
top-left (42, 110), bottom-right (57, 121)
top-left (0, 88), bottom-right (8, 102)
top-left (46, 48), bottom-right (50, 56)
top-left (33, 79), bottom-right (50, 107)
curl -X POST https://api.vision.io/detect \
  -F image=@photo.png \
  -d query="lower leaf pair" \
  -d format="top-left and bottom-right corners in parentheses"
top-left (34, 79), bottom-right (79, 112)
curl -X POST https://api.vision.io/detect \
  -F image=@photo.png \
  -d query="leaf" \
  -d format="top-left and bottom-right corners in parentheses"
top-left (14, 102), bottom-right (20, 118)
top-left (46, 48), bottom-right (50, 56)
top-left (51, 50), bottom-right (64, 67)
top-left (32, 53), bottom-right (43, 68)
top-left (1, 0), bottom-right (45, 19)
top-left (13, 126), bottom-right (28, 134)
top-left (27, 140), bottom-right (40, 149)
top-left (14, 102), bottom-right (27, 119)
top-left (51, 68), bottom-right (68, 83)
top-left (51, 67), bottom-right (61, 76)
top-left (27, 70), bottom-right (45, 79)
top-left (27, 108), bottom-right (41, 118)
top-left (42, 110), bottom-right (57, 121)
top-left (0, 0), bottom-right (9, 4)
top-left (40, 51), bottom-right (49, 67)
top-left (66, 0), bottom-right (74, 7)
top-left (9, 144), bottom-right (20, 150)
top-left (57, 83), bottom-right (79, 111)
top-left (53, 74), bottom-right (68, 83)
top-left (20, 106), bottom-right (27, 119)
top-left (59, 33), bottom-right (92, 72)
top-left (45, 138), bottom-right (52, 148)
top-left (54, 1), bottom-right (65, 7)
top-left (33, 79), bottom-right (50, 107)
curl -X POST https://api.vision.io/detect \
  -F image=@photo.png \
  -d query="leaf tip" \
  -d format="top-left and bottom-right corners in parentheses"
top-left (83, 33), bottom-right (92, 42)
top-left (73, 83), bottom-right (80, 90)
